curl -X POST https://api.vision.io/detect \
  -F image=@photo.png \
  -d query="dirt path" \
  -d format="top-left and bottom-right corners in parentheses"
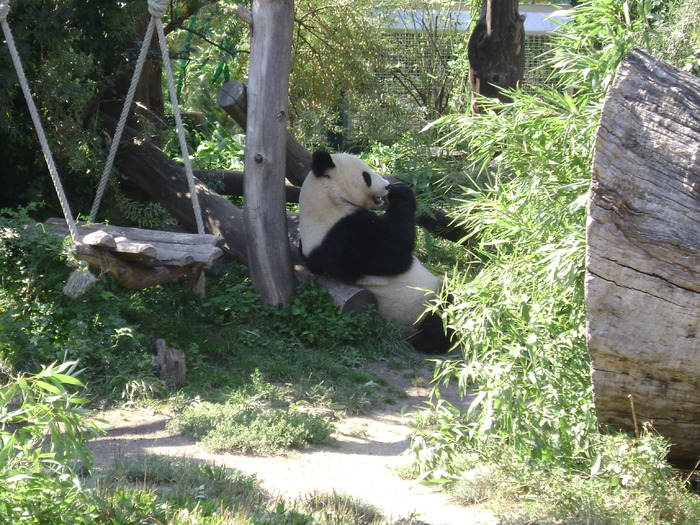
top-left (89, 364), bottom-right (496, 525)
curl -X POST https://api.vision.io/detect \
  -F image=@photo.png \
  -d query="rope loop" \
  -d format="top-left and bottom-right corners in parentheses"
top-left (0, 1), bottom-right (10, 23)
top-left (148, 0), bottom-right (168, 18)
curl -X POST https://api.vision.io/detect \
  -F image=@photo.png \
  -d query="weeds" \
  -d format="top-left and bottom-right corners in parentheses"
top-left (399, 1), bottom-right (700, 522)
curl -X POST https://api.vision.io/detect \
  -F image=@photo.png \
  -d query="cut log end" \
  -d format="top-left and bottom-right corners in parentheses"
top-left (154, 339), bottom-right (187, 388)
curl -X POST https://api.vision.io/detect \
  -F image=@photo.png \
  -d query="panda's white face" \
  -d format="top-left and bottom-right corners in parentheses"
top-left (299, 152), bottom-right (390, 254)
top-left (326, 153), bottom-right (390, 210)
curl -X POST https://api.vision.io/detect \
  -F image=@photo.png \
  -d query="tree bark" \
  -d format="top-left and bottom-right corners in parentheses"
top-left (243, 0), bottom-right (296, 306)
top-left (467, 0), bottom-right (525, 112)
top-left (118, 135), bottom-right (248, 262)
top-left (218, 80), bottom-right (311, 187)
top-left (587, 49), bottom-right (700, 466)
top-left (194, 169), bottom-right (301, 203)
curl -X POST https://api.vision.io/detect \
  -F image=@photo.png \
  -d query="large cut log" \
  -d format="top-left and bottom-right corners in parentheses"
top-left (218, 80), bottom-right (311, 187)
top-left (114, 133), bottom-right (376, 312)
top-left (586, 49), bottom-right (700, 465)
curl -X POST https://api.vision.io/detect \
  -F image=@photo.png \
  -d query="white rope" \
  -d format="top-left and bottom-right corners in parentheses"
top-left (155, 14), bottom-right (205, 235)
top-left (1, 0), bottom-right (80, 242)
top-left (90, 18), bottom-right (157, 221)
top-left (91, 0), bottom-right (205, 235)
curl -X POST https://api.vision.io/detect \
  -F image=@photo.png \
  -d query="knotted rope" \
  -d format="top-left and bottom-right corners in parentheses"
top-left (1, 0), bottom-right (97, 297)
top-left (91, 0), bottom-right (205, 236)
top-left (1, 0), bottom-right (80, 243)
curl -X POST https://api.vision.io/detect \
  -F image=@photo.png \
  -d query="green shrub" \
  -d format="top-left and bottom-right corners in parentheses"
top-left (409, 0), bottom-right (672, 475)
top-left (0, 361), bottom-right (101, 523)
top-left (170, 372), bottom-right (335, 454)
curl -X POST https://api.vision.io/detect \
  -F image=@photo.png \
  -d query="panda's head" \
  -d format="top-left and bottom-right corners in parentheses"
top-left (299, 151), bottom-right (390, 255)
top-left (308, 151), bottom-right (389, 210)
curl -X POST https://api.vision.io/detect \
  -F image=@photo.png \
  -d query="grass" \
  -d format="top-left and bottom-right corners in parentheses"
top-left (169, 400), bottom-right (335, 455)
top-left (97, 454), bottom-right (425, 524)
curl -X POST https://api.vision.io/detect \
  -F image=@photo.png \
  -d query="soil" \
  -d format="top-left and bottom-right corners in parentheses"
top-left (88, 362), bottom-right (497, 525)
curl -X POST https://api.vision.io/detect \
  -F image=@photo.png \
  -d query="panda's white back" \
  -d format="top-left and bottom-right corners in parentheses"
top-left (358, 257), bottom-right (440, 326)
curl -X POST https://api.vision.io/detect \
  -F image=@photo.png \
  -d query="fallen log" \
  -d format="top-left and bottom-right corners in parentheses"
top-left (218, 80), bottom-right (311, 187)
top-left (115, 133), bottom-right (376, 312)
top-left (586, 49), bottom-right (700, 466)
top-left (194, 169), bottom-right (301, 203)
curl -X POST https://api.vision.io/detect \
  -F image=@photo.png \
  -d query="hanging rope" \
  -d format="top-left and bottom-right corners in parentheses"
top-left (1, 0), bottom-right (98, 297)
top-left (91, 0), bottom-right (205, 235)
top-left (0, 0), bottom-right (80, 243)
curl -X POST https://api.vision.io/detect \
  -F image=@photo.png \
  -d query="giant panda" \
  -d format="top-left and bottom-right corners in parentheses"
top-left (299, 150), bottom-right (453, 354)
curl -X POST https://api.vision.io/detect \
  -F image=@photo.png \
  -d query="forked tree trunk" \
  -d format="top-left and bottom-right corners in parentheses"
top-left (243, 0), bottom-right (295, 305)
top-left (243, 0), bottom-right (296, 306)
top-left (467, 0), bottom-right (525, 112)
top-left (217, 81), bottom-right (311, 187)
top-left (587, 49), bottom-right (700, 466)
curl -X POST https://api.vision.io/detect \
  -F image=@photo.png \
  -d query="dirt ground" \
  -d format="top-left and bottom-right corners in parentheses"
top-left (89, 362), bottom-right (497, 525)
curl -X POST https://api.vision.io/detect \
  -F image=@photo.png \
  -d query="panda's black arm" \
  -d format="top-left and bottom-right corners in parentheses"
top-left (381, 183), bottom-right (417, 247)
top-left (304, 185), bottom-right (417, 282)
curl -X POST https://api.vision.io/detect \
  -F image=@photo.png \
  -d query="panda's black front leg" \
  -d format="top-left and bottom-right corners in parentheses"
top-left (383, 183), bottom-right (417, 251)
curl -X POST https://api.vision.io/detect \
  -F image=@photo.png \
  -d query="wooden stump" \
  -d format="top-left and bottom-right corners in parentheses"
top-left (468, 0), bottom-right (525, 111)
top-left (586, 49), bottom-right (700, 465)
top-left (155, 339), bottom-right (186, 388)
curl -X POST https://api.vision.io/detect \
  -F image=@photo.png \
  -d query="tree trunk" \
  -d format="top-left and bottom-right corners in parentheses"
top-left (467, 0), bottom-right (525, 112)
top-left (118, 135), bottom-right (248, 261)
top-left (218, 80), bottom-right (311, 187)
top-left (243, 0), bottom-right (296, 306)
top-left (587, 49), bottom-right (700, 466)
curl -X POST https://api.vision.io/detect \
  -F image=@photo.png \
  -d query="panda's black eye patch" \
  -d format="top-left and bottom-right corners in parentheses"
top-left (362, 171), bottom-right (372, 187)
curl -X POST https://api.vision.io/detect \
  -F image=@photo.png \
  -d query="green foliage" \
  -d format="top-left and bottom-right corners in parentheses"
top-left (192, 123), bottom-right (247, 171)
top-left (407, 0), bottom-right (670, 482)
top-left (0, 0), bottom-right (142, 212)
top-left (0, 361), bottom-right (102, 523)
top-left (170, 371), bottom-right (334, 454)
top-left (550, 0), bottom-right (661, 96)
top-left (445, 433), bottom-right (700, 524)
top-left (653, 0), bottom-right (700, 75)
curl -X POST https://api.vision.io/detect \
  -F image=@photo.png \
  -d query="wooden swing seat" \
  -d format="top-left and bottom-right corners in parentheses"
top-left (45, 218), bottom-right (224, 290)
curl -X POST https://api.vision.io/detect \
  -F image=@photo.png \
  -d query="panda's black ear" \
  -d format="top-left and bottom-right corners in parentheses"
top-left (311, 151), bottom-right (335, 178)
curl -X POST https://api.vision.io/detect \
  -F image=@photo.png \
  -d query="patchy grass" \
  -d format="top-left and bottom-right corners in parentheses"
top-left (169, 402), bottom-right (335, 455)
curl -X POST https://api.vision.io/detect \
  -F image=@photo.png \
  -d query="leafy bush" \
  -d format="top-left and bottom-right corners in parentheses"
top-left (0, 362), bottom-right (101, 523)
top-left (408, 0), bottom-right (673, 479)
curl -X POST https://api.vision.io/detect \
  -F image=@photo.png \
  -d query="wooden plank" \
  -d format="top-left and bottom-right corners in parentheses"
top-left (81, 230), bottom-right (117, 249)
top-left (586, 49), bottom-right (700, 466)
top-left (45, 219), bottom-right (224, 247)
top-left (145, 242), bottom-right (222, 265)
